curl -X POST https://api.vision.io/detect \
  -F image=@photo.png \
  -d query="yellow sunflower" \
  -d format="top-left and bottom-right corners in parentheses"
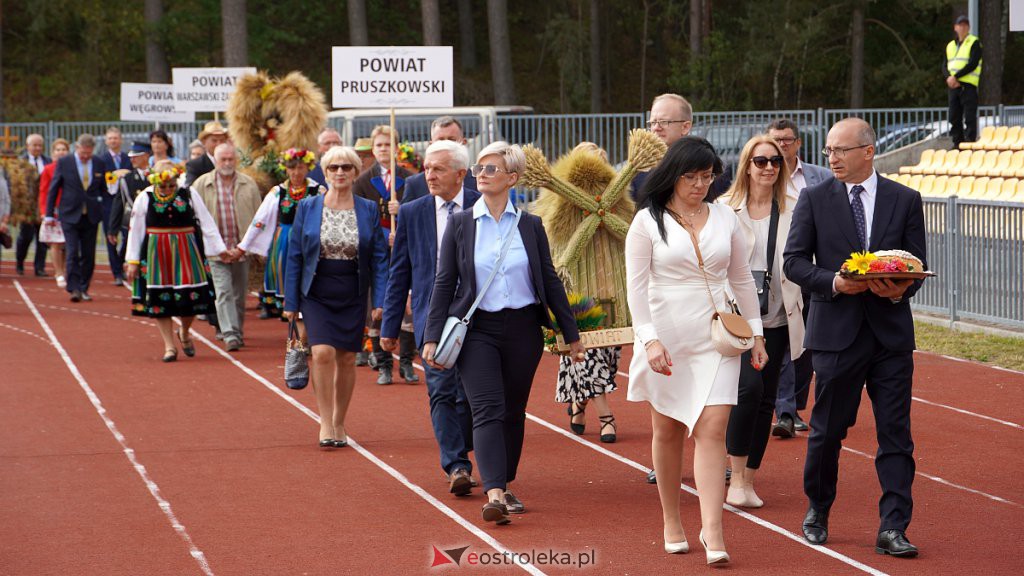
top-left (843, 251), bottom-right (877, 275)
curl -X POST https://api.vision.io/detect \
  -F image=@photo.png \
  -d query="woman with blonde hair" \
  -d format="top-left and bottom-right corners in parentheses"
top-left (283, 146), bottom-right (388, 448)
top-left (720, 135), bottom-right (805, 509)
top-left (37, 138), bottom-right (71, 288)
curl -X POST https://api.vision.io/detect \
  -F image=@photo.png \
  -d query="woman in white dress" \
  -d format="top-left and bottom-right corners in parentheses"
top-left (626, 136), bottom-right (767, 565)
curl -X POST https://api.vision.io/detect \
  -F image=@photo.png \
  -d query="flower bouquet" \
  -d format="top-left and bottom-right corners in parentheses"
top-left (838, 250), bottom-right (935, 280)
top-left (543, 293), bottom-right (635, 354)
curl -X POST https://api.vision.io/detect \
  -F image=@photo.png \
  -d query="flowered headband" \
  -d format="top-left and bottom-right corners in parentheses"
top-left (147, 165), bottom-right (183, 186)
top-left (281, 148), bottom-right (317, 170)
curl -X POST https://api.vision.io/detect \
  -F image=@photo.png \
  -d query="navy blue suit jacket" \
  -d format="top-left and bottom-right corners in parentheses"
top-left (102, 151), bottom-right (131, 171)
top-left (423, 208), bottom-right (581, 345)
top-left (283, 194), bottom-right (389, 312)
top-left (46, 155), bottom-right (107, 225)
top-left (782, 174), bottom-right (927, 352)
top-left (381, 189), bottom-right (481, 347)
top-left (308, 163), bottom-right (327, 188)
top-left (402, 172), bottom-right (477, 204)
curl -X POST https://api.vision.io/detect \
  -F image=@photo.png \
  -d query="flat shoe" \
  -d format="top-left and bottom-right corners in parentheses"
top-left (162, 350), bottom-right (178, 363)
top-left (177, 330), bottom-right (196, 357)
top-left (319, 439), bottom-right (335, 449)
top-left (482, 501), bottom-right (510, 525)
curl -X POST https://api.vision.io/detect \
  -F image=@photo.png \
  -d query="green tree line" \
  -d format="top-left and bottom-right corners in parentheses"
top-left (1, 0), bottom-right (1020, 121)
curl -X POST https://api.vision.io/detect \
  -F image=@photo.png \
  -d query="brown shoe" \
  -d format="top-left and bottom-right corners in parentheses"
top-left (503, 490), bottom-right (525, 514)
top-left (481, 501), bottom-right (510, 525)
top-left (449, 468), bottom-right (472, 496)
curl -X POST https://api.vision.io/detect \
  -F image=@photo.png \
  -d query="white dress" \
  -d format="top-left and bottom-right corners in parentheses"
top-left (625, 204), bottom-right (764, 432)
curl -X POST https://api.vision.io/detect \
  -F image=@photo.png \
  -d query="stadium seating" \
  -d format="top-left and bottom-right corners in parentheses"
top-left (894, 136), bottom-right (1024, 203)
top-left (961, 126), bottom-right (996, 150)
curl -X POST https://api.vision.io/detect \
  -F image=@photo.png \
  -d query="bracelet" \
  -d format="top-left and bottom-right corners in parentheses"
top-left (644, 339), bottom-right (660, 349)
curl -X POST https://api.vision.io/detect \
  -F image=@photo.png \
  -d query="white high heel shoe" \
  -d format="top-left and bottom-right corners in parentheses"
top-left (699, 531), bottom-right (730, 565)
top-left (664, 539), bottom-right (690, 554)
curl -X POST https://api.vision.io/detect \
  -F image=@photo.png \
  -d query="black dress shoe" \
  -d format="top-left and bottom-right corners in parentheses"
top-left (81, 293), bottom-right (93, 302)
top-left (773, 415), bottom-right (796, 438)
top-left (399, 363), bottom-right (419, 383)
top-left (802, 507), bottom-right (829, 544)
top-left (16, 265), bottom-right (25, 275)
top-left (70, 290), bottom-right (82, 303)
top-left (646, 469), bottom-right (657, 484)
top-left (377, 368), bottom-right (393, 385)
top-left (36, 270), bottom-right (50, 277)
top-left (875, 529), bottom-right (918, 558)
top-left (794, 413), bottom-right (809, 432)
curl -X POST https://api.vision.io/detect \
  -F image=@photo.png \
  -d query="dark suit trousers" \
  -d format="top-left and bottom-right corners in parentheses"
top-left (100, 194), bottom-right (124, 279)
top-left (61, 217), bottom-right (99, 294)
top-left (727, 325), bottom-right (788, 469)
top-left (422, 361), bottom-right (474, 475)
top-left (16, 223), bottom-right (49, 273)
top-left (776, 292), bottom-right (814, 418)
top-left (456, 306), bottom-right (543, 492)
top-left (804, 321), bottom-right (915, 532)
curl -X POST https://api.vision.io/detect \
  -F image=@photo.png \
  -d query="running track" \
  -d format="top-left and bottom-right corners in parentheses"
top-left (2, 268), bottom-right (1022, 575)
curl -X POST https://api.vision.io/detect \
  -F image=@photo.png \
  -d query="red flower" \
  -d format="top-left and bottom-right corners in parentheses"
top-left (869, 260), bottom-right (886, 272)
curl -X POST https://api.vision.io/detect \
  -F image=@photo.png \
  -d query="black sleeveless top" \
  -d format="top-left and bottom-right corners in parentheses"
top-left (145, 187), bottom-right (197, 228)
top-left (275, 182), bottom-right (322, 226)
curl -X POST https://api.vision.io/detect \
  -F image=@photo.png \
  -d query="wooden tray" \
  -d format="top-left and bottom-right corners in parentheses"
top-left (553, 327), bottom-right (635, 353)
top-left (839, 271), bottom-right (936, 281)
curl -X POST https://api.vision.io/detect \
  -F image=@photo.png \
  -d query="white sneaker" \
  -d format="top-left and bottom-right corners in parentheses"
top-left (56, 275), bottom-right (67, 288)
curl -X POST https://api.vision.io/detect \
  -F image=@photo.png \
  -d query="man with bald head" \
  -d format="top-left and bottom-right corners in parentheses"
top-left (783, 117), bottom-right (925, 558)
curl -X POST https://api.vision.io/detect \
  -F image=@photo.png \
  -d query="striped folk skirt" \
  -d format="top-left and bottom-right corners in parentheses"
top-left (260, 223), bottom-right (292, 313)
top-left (131, 227), bottom-right (216, 318)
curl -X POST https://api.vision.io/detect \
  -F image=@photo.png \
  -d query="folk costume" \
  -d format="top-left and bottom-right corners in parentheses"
top-left (126, 178), bottom-right (226, 318)
top-left (238, 177), bottom-right (325, 314)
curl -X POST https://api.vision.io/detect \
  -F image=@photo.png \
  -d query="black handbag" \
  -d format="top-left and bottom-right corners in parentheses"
top-left (751, 199), bottom-right (779, 317)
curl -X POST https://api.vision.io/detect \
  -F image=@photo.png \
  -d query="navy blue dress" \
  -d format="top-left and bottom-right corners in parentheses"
top-left (301, 206), bottom-right (364, 351)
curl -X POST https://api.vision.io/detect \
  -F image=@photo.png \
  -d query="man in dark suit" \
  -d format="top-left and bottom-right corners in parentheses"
top-left (381, 141), bottom-right (481, 496)
top-left (107, 141), bottom-right (151, 268)
top-left (100, 127), bottom-right (132, 285)
top-left (783, 117), bottom-right (926, 558)
top-left (183, 121), bottom-right (228, 188)
top-left (16, 133), bottom-right (51, 276)
top-left (353, 125), bottom-right (414, 384)
top-left (766, 118), bottom-right (833, 438)
top-left (45, 134), bottom-right (107, 302)
top-left (401, 116), bottom-right (478, 205)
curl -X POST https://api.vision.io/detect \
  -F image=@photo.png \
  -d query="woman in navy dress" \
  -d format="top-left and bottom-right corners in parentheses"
top-left (283, 146), bottom-right (388, 448)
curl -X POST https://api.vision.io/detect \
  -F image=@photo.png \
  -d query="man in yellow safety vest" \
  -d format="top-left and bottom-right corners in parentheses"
top-left (944, 15), bottom-right (983, 147)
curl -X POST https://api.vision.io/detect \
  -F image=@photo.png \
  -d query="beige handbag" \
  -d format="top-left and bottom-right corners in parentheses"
top-left (673, 210), bottom-right (755, 357)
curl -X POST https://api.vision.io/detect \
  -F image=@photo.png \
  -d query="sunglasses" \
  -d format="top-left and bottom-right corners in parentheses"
top-left (751, 156), bottom-right (784, 169)
top-left (325, 163), bottom-right (356, 173)
top-left (469, 164), bottom-right (509, 177)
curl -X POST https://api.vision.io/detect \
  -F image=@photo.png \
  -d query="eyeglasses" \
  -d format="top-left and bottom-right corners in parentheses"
top-left (646, 119), bottom-right (691, 129)
top-left (325, 163), bottom-right (356, 173)
top-left (751, 155), bottom-right (784, 169)
top-left (821, 144), bottom-right (871, 159)
top-left (772, 137), bottom-right (798, 145)
top-left (679, 172), bottom-right (717, 186)
top-left (470, 164), bottom-right (509, 177)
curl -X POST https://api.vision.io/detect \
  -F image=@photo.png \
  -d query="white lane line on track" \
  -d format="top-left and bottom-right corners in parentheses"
top-left (0, 321), bottom-right (55, 347)
top-left (389, 357), bottom-right (888, 576)
top-left (922, 351), bottom-right (1024, 377)
top-left (615, 368), bottom-right (1020, 506)
top-left (14, 281), bottom-right (216, 576)
top-left (190, 332), bottom-right (547, 576)
top-left (910, 396), bottom-right (1023, 430)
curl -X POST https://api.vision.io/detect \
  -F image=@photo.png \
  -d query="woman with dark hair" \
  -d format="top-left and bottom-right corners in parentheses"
top-left (148, 130), bottom-right (180, 166)
top-left (721, 135), bottom-right (805, 510)
top-left (625, 136), bottom-right (767, 565)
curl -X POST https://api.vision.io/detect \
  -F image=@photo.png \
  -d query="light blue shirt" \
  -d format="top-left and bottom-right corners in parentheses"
top-left (74, 155), bottom-right (93, 187)
top-left (472, 198), bottom-right (536, 312)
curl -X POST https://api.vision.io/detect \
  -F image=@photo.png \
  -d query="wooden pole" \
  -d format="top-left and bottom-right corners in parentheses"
top-left (389, 107), bottom-right (397, 232)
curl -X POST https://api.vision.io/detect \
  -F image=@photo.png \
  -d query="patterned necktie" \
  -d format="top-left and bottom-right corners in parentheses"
top-left (444, 200), bottom-right (456, 216)
top-left (850, 184), bottom-right (867, 250)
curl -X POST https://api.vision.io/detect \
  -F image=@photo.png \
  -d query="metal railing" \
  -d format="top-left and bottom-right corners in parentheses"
top-left (916, 197), bottom-right (1024, 328)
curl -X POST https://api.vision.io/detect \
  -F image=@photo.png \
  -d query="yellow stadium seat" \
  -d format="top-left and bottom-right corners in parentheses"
top-left (936, 149), bottom-right (961, 175)
top-left (998, 126), bottom-right (1022, 150)
top-left (997, 178), bottom-right (1018, 201)
top-left (1011, 128), bottom-right (1024, 151)
top-left (984, 126), bottom-right (1009, 150)
top-left (912, 149), bottom-right (945, 175)
top-left (1003, 150), bottom-right (1024, 178)
top-left (954, 176), bottom-right (974, 197)
top-left (918, 175), bottom-right (936, 196)
top-left (963, 126), bottom-right (996, 150)
top-left (977, 150), bottom-right (1003, 176)
top-left (901, 149), bottom-right (934, 175)
top-left (907, 174), bottom-right (923, 191)
top-left (949, 149), bottom-right (974, 175)
top-left (942, 176), bottom-right (962, 197)
top-left (961, 149), bottom-right (988, 176)
top-left (967, 177), bottom-right (988, 198)
top-left (1014, 179), bottom-right (1024, 203)
top-left (929, 175), bottom-right (950, 197)
top-left (983, 178), bottom-right (1004, 200)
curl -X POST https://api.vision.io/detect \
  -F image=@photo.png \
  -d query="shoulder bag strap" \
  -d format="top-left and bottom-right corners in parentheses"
top-left (763, 199), bottom-right (779, 291)
top-left (667, 207), bottom-right (720, 313)
top-left (461, 208), bottom-right (523, 323)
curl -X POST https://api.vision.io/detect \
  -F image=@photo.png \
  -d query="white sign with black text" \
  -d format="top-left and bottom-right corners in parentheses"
top-left (331, 46), bottom-right (454, 108)
top-left (120, 83), bottom-right (196, 123)
top-left (172, 67), bottom-right (256, 112)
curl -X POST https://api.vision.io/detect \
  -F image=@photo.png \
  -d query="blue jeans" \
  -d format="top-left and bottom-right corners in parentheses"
top-left (422, 359), bottom-right (474, 475)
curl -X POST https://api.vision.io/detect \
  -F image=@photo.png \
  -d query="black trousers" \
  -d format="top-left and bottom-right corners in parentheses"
top-left (793, 291), bottom-right (814, 412)
top-left (948, 84), bottom-right (979, 147)
top-left (100, 195), bottom-right (123, 280)
top-left (804, 322), bottom-right (915, 532)
top-left (726, 325), bottom-right (789, 469)
top-left (456, 306), bottom-right (544, 492)
top-left (16, 223), bottom-right (49, 273)
top-left (60, 217), bottom-right (99, 294)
